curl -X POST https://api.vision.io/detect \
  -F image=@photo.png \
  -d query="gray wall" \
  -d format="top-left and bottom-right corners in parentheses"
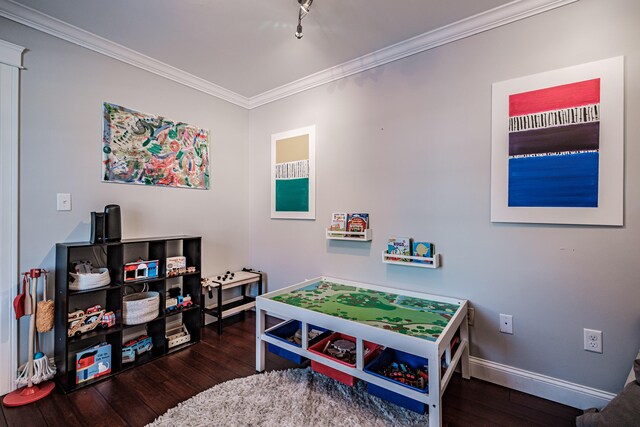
top-left (249, 0), bottom-right (640, 394)
top-left (0, 17), bottom-right (251, 359)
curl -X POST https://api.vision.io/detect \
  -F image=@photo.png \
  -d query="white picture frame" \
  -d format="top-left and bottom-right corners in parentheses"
top-left (271, 125), bottom-right (316, 220)
top-left (491, 56), bottom-right (624, 225)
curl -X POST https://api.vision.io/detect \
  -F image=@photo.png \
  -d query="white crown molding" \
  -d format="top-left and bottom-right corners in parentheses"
top-left (0, 39), bottom-right (24, 68)
top-left (0, 0), bottom-right (250, 108)
top-left (0, 0), bottom-right (578, 110)
top-left (248, 0), bottom-right (579, 108)
top-left (470, 356), bottom-right (616, 410)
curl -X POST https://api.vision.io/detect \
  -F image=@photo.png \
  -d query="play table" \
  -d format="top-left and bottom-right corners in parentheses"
top-left (255, 276), bottom-right (469, 427)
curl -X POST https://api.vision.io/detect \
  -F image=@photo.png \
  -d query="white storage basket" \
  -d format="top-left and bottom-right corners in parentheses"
top-left (123, 291), bottom-right (160, 325)
top-left (69, 268), bottom-right (111, 291)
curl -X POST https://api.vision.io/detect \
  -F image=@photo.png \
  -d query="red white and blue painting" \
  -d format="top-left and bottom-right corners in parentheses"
top-left (508, 79), bottom-right (600, 208)
top-left (491, 57), bottom-right (624, 225)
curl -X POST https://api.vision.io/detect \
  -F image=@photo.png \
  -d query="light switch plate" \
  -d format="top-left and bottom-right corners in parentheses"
top-left (57, 193), bottom-right (71, 211)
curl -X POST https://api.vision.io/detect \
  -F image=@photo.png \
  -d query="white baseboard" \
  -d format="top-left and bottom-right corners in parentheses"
top-left (469, 356), bottom-right (616, 410)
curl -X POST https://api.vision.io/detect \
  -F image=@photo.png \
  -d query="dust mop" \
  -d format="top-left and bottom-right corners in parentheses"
top-left (36, 269), bottom-right (54, 333)
top-left (3, 269), bottom-right (56, 407)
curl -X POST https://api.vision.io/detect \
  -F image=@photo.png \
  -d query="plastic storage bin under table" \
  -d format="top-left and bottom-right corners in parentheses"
top-left (308, 332), bottom-right (380, 386)
top-left (265, 320), bottom-right (330, 364)
top-left (364, 347), bottom-right (430, 414)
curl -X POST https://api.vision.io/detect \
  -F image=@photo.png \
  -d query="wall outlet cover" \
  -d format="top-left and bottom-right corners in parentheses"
top-left (499, 313), bottom-right (513, 334)
top-left (584, 328), bottom-right (602, 353)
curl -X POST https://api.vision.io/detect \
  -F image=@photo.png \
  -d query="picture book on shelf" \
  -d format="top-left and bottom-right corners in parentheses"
top-left (387, 237), bottom-right (411, 261)
top-left (412, 241), bottom-right (434, 264)
top-left (76, 342), bottom-right (111, 384)
top-left (329, 213), bottom-right (347, 236)
top-left (346, 213), bottom-right (369, 235)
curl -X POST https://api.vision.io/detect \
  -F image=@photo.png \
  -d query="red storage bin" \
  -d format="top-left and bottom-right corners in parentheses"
top-left (308, 332), bottom-right (381, 386)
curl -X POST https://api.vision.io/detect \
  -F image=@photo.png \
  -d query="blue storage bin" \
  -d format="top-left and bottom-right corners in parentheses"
top-left (367, 383), bottom-right (426, 414)
top-left (364, 347), bottom-right (429, 414)
top-left (266, 320), bottom-right (329, 364)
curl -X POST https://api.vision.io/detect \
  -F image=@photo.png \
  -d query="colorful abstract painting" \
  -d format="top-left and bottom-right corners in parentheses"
top-left (271, 126), bottom-right (315, 219)
top-left (102, 103), bottom-right (209, 189)
top-left (491, 57), bottom-right (624, 225)
top-left (508, 79), bottom-right (600, 207)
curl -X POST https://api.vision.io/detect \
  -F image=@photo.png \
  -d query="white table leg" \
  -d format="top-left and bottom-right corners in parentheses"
top-left (460, 314), bottom-right (470, 380)
top-left (428, 350), bottom-right (441, 427)
top-left (256, 308), bottom-right (266, 372)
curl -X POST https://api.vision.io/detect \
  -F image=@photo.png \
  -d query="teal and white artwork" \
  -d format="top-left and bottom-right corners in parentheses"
top-left (271, 126), bottom-right (316, 219)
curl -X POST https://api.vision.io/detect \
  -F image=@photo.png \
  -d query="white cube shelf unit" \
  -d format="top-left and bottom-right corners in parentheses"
top-left (256, 276), bottom-right (469, 427)
top-left (325, 228), bottom-right (373, 241)
top-left (382, 251), bottom-right (441, 268)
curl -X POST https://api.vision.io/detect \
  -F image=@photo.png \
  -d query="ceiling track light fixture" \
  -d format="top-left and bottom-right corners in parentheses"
top-left (295, 0), bottom-right (313, 39)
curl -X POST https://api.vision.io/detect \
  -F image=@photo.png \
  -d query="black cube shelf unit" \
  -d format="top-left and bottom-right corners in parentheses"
top-left (54, 235), bottom-right (201, 393)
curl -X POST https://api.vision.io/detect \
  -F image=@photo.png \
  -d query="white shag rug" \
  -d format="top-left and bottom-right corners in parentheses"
top-left (147, 367), bottom-right (428, 427)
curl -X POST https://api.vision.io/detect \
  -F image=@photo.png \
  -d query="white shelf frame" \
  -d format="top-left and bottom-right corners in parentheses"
top-left (382, 251), bottom-right (441, 268)
top-left (256, 276), bottom-right (469, 427)
top-left (325, 228), bottom-right (372, 241)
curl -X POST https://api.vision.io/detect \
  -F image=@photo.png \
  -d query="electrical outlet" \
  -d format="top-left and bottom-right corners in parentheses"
top-left (467, 307), bottom-right (475, 326)
top-left (499, 314), bottom-right (513, 334)
top-left (584, 329), bottom-right (602, 353)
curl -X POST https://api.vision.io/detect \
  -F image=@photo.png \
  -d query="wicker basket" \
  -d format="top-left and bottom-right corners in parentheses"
top-left (123, 291), bottom-right (160, 325)
top-left (69, 268), bottom-right (111, 291)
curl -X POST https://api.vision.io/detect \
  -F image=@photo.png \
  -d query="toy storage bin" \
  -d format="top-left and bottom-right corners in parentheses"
top-left (122, 291), bottom-right (160, 325)
top-left (367, 383), bottom-right (426, 414)
top-left (364, 347), bottom-right (429, 413)
top-left (308, 332), bottom-right (380, 387)
top-left (265, 320), bottom-right (330, 364)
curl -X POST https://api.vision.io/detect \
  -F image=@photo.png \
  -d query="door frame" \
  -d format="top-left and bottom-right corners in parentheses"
top-left (0, 39), bottom-right (24, 395)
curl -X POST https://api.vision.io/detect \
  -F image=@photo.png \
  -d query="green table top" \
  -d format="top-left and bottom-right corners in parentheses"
top-left (270, 280), bottom-right (460, 341)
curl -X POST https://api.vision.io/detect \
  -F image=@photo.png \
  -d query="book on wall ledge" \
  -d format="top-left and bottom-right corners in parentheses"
top-left (347, 213), bottom-right (369, 236)
top-left (330, 213), bottom-right (347, 236)
top-left (387, 237), bottom-right (411, 261)
top-left (412, 241), bottom-right (434, 264)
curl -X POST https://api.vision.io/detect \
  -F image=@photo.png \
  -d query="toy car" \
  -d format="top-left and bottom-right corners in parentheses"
top-left (165, 287), bottom-right (193, 313)
top-left (67, 306), bottom-right (117, 337)
top-left (122, 346), bottom-right (136, 364)
top-left (68, 310), bottom-right (105, 337)
top-left (86, 304), bottom-right (102, 314)
top-left (122, 335), bottom-right (153, 363)
top-left (101, 311), bottom-right (117, 328)
top-left (68, 309), bottom-right (85, 322)
top-left (135, 336), bottom-right (153, 355)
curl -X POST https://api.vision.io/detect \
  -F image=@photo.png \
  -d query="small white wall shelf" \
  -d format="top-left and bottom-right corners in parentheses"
top-left (326, 228), bottom-right (372, 241)
top-left (381, 251), bottom-right (441, 268)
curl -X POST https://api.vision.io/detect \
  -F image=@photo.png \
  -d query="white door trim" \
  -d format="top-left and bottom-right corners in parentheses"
top-left (0, 38), bottom-right (24, 395)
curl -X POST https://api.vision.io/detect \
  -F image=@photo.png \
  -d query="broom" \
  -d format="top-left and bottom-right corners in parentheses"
top-left (36, 269), bottom-right (54, 333)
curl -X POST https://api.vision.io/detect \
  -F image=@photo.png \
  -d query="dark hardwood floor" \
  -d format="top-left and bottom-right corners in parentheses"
top-left (1, 313), bottom-right (582, 426)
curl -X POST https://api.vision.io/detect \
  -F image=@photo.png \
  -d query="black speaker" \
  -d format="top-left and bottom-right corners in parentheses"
top-left (104, 204), bottom-right (121, 242)
top-left (90, 212), bottom-right (104, 244)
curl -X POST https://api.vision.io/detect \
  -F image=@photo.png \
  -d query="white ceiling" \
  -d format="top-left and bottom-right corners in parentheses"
top-left (10, 0), bottom-right (513, 98)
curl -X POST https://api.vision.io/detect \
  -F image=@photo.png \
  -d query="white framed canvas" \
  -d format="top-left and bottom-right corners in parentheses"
top-left (491, 56), bottom-right (624, 225)
top-left (271, 125), bottom-right (316, 220)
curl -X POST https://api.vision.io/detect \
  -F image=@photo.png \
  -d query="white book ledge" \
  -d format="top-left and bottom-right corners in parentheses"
top-left (382, 251), bottom-right (441, 268)
top-left (326, 228), bottom-right (372, 241)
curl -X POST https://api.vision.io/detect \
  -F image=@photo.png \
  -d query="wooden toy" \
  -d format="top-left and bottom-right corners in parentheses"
top-left (166, 324), bottom-right (191, 349)
top-left (122, 334), bottom-right (153, 363)
top-left (67, 305), bottom-right (116, 337)
top-left (165, 287), bottom-right (193, 313)
top-left (124, 259), bottom-right (159, 282)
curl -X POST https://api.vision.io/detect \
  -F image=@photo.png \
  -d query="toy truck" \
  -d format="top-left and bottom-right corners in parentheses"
top-left (165, 287), bottom-right (193, 313)
top-left (122, 335), bottom-right (153, 363)
top-left (68, 305), bottom-right (116, 337)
